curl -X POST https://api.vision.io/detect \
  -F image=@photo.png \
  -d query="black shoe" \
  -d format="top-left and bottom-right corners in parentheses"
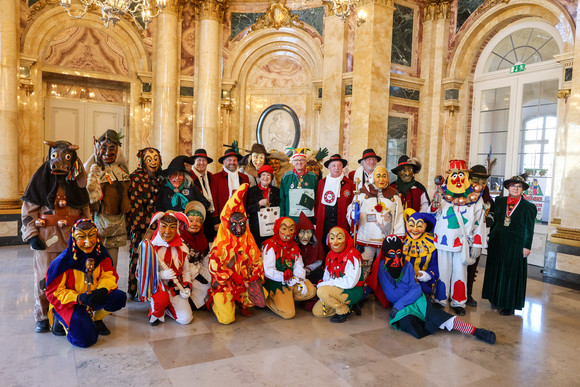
top-left (473, 328), bottom-right (496, 344)
top-left (452, 306), bottom-right (466, 316)
top-left (94, 320), bottom-right (111, 335)
top-left (499, 309), bottom-right (514, 316)
top-left (351, 303), bottom-right (362, 316)
top-left (466, 296), bottom-right (478, 307)
top-left (330, 312), bottom-right (351, 323)
top-left (432, 303), bottom-right (444, 310)
top-left (35, 319), bottom-right (50, 333)
top-left (52, 321), bottom-right (66, 336)
top-left (149, 318), bottom-right (161, 326)
top-left (490, 303), bottom-right (499, 310)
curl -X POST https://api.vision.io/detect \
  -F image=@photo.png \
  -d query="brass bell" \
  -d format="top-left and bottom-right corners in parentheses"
top-left (58, 200), bottom-right (67, 208)
top-left (57, 219), bottom-right (68, 228)
top-left (35, 219), bottom-right (46, 227)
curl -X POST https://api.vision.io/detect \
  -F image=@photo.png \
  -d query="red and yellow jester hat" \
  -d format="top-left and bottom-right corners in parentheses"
top-left (212, 183), bottom-right (261, 265)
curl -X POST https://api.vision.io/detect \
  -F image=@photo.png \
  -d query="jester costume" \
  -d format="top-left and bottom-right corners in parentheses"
top-left (312, 227), bottom-right (364, 321)
top-left (207, 184), bottom-right (264, 324)
top-left (262, 217), bottom-right (316, 319)
top-left (137, 212), bottom-right (193, 325)
top-left (127, 148), bottom-right (164, 298)
top-left (431, 160), bottom-right (486, 314)
top-left (45, 219), bottom-right (126, 347)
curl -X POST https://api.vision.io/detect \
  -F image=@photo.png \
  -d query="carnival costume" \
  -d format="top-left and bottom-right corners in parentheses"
top-left (367, 236), bottom-right (495, 344)
top-left (207, 184), bottom-right (265, 324)
top-left (127, 147), bottom-right (164, 298)
top-left (137, 212), bottom-right (193, 325)
top-left (21, 140), bottom-right (91, 332)
top-left (45, 219), bottom-right (126, 347)
top-left (313, 227), bottom-right (364, 323)
top-left (280, 149), bottom-right (318, 224)
top-left (403, 209), bottom-right (441, 297)
top-left (157, 155), bottom-right (210, 213)
top-left (431, 160), bottom-right (486, 314)
top-left (390, 155), bottom-right (430, 212)
top-left (210, 148), bottom-right (250, 219)
top-left (262, 217), bottom-right (316, 319)
top-left (85, 130), bottom-right (131, 268)
top-left (348, 148), bottom-right (382, 190)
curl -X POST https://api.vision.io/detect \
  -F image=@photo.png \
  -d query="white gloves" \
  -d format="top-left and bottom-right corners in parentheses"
top-left (179, 288), bottom-right (191, 299)
top-left (470, 247), bottom-right (482, 260)
top-left (286, 277), bottom-right (299, 287)
top-left (296, 281), bottom-right (309, 295)
top-left (160, 268), bottom-right (176, 280)
top-left (417, 271), bottom-right (431, 282)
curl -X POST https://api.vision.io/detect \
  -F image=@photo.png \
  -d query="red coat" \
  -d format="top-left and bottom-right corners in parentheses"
top-left (315, 176), bottom-right (354, 249)
top-left (210, 170), bottom-right (249, 217)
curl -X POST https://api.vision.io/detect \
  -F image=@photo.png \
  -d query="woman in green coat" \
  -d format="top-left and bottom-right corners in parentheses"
top-left (482, 175), bottom-right (537, 316)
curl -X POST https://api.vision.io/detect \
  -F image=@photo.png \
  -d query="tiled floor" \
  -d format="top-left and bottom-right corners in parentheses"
top-left (2, 244), bottom-right (580, 386)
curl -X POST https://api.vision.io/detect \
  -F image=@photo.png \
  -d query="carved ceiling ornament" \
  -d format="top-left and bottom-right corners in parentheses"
top-left (195, 0), bottom-right (228, 21)
top-left (422, 0), bottom-right (451, 21)
top-left (251, 0), bottom-right (304, 32)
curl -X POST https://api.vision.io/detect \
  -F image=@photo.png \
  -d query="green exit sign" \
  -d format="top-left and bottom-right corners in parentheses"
top-left (510, 63), bottom-right (526, 73)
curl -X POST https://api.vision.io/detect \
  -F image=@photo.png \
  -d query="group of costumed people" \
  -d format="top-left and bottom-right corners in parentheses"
top-left (22, 132), bottom-right (536, 347)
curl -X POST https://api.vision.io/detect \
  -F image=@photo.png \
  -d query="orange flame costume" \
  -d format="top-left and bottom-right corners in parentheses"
top-left (207, 183), bottom-right (264, 324)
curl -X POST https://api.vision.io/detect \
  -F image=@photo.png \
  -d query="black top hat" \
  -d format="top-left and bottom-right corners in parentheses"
top-left (503, 175), bottom-right (529, 190)
top-left (218, 148), bottom-right (243, 164)
top-left (191, 148), bottom-right (214, 164)
top-left (358, 149), bottom-right (382, 163)
top-left (324, 154), bottom-right (348, 168)
top-left (391, 155), bottom-right (421, 174)
top-left (159, 155), bottom-right (195, 177)
top-left (470, 164), bottom-right (490, 179)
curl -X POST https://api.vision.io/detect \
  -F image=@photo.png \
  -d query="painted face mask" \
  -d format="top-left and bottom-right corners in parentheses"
top-left (143, 148), bottom-right (161, 174)
top-left (251, 152), bottom-right (265, 169)
top-left (73, 224), bottom-right (98, 254)
top-left (99, 140), bottom-right (118, 165)
top-left (328, 227), bottom-right (347, 253)
top-left (279, 218), bottom-right (296, 242)
top-left (298, 229), bottom-right (313, 245)
top-left (169, 171), bottom-right (184, 189)
top-left (447, 171), bottom-right (470, 194)
top-left (187, 214), bottom-right (204, 234)
top-left (398, 165), bottom-right (414, 183)
top-left (373, 167), bottom-right (389, 189)
top-left (406, 217), bottom-right (426, 240)
top-left (229, 212), bottom-right (247, 237)
top-left (382, 235), bottom-right (404, 278)
top-left (158, 218), bottom-right (178, 243)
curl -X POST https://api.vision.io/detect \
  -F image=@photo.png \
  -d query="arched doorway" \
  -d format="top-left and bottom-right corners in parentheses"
top-left (469, 20), bottom-right (563, 266)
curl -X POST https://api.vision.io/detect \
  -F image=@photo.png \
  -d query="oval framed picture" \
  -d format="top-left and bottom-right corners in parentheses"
top-left (256, 104), bottom-right (300, 154)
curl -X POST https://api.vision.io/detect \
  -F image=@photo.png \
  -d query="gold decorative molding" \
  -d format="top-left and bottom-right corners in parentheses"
top-left (422, 0), bottom-right (451, 21)
top-left (195, 0), bottom-right (227, 21)
top-left (220, 102), bottom-right (233, 112)
top-left (552, 226), bottom-right (580, 247)
top-left (357, 0), bottom-right (393, 7)
top-left (19, 83), bottom-right (35, 96)
top-left (443, 102), bottom-right (459, 114)
top-left (27, 0), bottom-right (60, 21)
top-left (557, 89), bottom-right (571, 103)
top-left (314, 102), bottom-right (322, 111)
top-left (479, 0), bottom-right (510, 12)
top-left (251, 1), bottom-right (304, 31)
top-left (0, 199), bottom-right (22, 210)
top-left (139, 96), bottom-right (151, 105)
top-left (551, 218), bottom-right (562, 225)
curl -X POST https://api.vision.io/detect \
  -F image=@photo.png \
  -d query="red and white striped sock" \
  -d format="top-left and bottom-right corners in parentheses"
top-left (453, 318), bottom-right (476, 335)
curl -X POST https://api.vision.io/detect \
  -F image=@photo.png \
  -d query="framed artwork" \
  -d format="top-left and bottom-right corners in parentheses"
top-left (256, 104), bottom-right (300, 154)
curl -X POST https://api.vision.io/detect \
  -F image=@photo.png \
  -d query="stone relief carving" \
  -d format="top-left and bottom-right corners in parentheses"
top-left (250, 1), bottom-right (304, 32)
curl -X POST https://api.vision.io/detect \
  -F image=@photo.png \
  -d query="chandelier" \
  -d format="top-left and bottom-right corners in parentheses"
top-left (322, 0), bottom-right (360, 21)
top-left (60, 0), bottom-right (167, 29)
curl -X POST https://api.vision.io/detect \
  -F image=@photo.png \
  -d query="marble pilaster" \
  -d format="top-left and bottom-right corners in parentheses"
top-left (349, 0), bottom-right (395, 167)
top-left (416, 0), bottom-right (451, 189)
top-left (152, 3), bottom-right (181, 161)
top-left (0, 0), bottom-right (20, 208)
top-left (320, 13), bottom-right (347, 155)
top-left (195, 0), bottom-right (225, 173)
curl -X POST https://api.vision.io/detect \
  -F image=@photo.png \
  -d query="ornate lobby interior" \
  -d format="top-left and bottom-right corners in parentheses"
top-left (1, 0), bottom-right (580, 385)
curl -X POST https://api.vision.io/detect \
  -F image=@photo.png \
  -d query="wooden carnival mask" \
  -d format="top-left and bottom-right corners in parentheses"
top-left (373, 167), bottom-right (389, 189)
top-left (328, 227), bottom-right (347, 253)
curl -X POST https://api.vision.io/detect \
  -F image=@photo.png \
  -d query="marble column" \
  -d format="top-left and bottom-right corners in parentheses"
top-left (320, 12), bottom-right (347, 155)
top-left (416, 0), bottom-right (451, 188)
top-left (195, 0), bottom-right (225, 173)
top-left (0, 0), bottom-right (20, 209)
top-left (558, 7), bottom-right (580, 231)
top-left (152, 2), bottom-right (181, 160)
top-left (349, 0), bottom-right (395, 167)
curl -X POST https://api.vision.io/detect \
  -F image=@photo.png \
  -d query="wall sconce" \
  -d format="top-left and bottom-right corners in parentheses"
top-left (357, 9), bottom-right (366, 26)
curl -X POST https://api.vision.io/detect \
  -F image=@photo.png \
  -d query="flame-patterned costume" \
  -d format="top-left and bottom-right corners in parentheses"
top-left (207, 184), bottom-right (264, 324)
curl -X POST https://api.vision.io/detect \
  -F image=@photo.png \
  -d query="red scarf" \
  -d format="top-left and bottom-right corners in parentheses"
top-left (324, 227), bottom-right (361, 278)
top-left (259, 183), bottom-right (270, 200)
top-left (507, 196), bottom-right (521, 205)
top-left (262, 217), bottom-right (301, 265)
top-left (293, 168), bottom-right (309, 178)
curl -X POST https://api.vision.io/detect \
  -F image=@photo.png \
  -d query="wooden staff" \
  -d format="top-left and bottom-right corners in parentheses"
top-left (352, 178), bottom-right (361, 243)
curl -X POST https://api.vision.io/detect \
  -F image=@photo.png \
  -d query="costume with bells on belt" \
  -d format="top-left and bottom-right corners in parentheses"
top-left (207, 183), bottom-right (265, 324)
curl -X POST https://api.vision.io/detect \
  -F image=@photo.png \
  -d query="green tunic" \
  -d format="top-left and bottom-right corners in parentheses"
top-left (279, 170), bottom-right (318, 224)
top-left (482, 196), bottom-right (536, 310)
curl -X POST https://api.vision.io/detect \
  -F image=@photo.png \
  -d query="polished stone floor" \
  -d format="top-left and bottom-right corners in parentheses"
top-left (1, 244), bottom-right (579, 387)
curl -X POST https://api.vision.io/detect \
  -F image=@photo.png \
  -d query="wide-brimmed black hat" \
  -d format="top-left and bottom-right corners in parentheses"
top-left (159, 155), bottom-right (195, 177)
top-left (470, 164), bottom-right (490, 179)
top-left (218, 148), bottom-right (243, 164)
top-left (391, 155), bottom-right (421, 174)
top-left (324, 154), bottom-right (348, 168)
top-left (191, 148), bottom-right (213, 164)
top-left (503, 175), bottom-right (529, 190)
top-left (358, 148), bottom-right (382, 163)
